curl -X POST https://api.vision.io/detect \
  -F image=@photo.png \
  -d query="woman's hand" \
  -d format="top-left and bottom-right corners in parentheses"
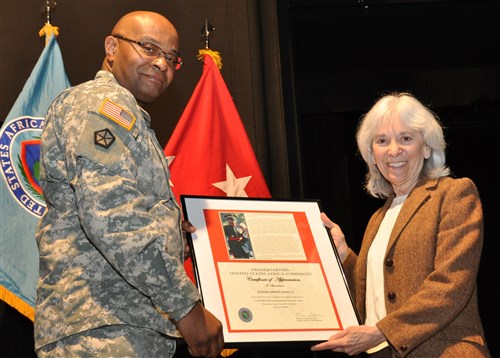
top-left (321, 212), bottom-right (349, 262)
top-left (311, 325), bottom-right (386, 356)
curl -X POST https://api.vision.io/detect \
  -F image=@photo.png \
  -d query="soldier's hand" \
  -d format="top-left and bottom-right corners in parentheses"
top-left (175, 302), bottom-right (224, 357)
top-left (182, 220), bottom-right (196, 259)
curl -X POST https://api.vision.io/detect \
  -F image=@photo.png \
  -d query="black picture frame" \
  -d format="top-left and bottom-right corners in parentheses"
top-left (181, 195), bottom-right (360, 347)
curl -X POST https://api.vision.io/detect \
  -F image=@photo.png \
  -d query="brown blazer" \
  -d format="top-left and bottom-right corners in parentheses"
top-left (342, 176), bottom-right (490, 357)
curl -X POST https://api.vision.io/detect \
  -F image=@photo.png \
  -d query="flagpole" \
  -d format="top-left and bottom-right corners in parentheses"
top-left (45, 0), bottom-right (51, 25)
top-left (198, 20), bottom-right (223, 69)
top-left (201, 19), bottom-right (215, 50)
top-left (39, 0), bottom-right (60, 45)
top-left (198, 20), bottom-right (243, 358)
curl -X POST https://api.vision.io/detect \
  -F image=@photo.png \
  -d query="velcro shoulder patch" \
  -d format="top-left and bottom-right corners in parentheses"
top-left (98, 98), bottom-right (136, 131)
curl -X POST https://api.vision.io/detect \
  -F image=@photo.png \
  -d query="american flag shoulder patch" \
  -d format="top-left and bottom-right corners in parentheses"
top-left (98, 98), bottom-right (136, 131)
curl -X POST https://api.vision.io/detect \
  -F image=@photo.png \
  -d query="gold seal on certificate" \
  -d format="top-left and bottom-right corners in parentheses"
top-left (238, 308), bottom-right (253, 322)
top-left (181, 195), bottom-right (360, 347)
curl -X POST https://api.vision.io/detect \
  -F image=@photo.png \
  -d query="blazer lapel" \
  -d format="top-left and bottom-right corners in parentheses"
top-left (386, 177), bottom-right (439, 251)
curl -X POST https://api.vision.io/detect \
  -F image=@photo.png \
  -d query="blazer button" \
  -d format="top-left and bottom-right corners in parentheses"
top-left (400, 345), bottom-right (408, 351)
top-left (387, 291), bottom-right (396, 300)
top-left (385, 258), bottom-right (394, 267)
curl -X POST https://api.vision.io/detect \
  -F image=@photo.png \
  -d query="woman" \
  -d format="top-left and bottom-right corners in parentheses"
top-left (312, 93), bottom-right (490, 357)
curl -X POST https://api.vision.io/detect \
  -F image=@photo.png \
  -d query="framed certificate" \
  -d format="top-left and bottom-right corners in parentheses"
top-left (181, 195), bottom-right (360, 346)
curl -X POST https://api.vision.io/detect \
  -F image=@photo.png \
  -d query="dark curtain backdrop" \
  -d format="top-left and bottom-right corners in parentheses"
top-left (285, 0), bottom-right (500, 356)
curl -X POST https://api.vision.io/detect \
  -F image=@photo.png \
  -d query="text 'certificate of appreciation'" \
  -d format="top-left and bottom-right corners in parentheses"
top-left (181, 196), bottom-right (360, 345)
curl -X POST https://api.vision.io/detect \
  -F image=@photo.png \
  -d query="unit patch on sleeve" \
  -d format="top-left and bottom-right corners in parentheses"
top-left (94, 128), bottom-right (116, 149)
top-left (98, 98), bottom-right (136, 131)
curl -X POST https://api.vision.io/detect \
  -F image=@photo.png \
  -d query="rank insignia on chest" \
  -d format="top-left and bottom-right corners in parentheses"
top-left (94, 128), bottom-right (116, 148)
top-left (98, 98), bottom-right (136, 131)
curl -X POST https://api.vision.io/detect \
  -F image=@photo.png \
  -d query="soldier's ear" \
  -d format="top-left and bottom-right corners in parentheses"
top-left (104, 36), bottom-right (118, 58)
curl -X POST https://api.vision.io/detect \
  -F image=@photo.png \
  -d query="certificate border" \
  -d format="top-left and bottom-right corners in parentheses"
top-left (181, 195), bottom-right (360, 347)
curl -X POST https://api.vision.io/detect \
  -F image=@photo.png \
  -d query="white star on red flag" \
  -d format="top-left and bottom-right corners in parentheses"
top-left (212, 164), bottom-right (252, 197)
top-left (166, 156), bottom-right (175, 187)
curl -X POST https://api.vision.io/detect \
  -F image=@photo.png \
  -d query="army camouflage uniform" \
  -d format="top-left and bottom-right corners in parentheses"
top-left (37, 325), bottom-right (176, 357)
top-left (35, 71), bottom-right (200, 355)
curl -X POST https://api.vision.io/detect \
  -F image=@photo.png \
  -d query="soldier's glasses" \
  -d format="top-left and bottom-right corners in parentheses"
top-left (113, 34), bottom-right (183, 70)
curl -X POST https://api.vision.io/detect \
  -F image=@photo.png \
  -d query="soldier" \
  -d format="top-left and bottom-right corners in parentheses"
top-left (223, 214), bottom-right (254, 259)
top-left (34, 11), bottom-right (224, 357)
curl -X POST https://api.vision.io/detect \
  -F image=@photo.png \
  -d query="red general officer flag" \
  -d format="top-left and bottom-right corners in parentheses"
top-left (164, 51), bottom-right (270, 200)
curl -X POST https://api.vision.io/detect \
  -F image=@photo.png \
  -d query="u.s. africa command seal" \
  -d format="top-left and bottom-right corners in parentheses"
top-left (238, 308), bottom-right (253, 322)
top-left (0, 116), bottom-right (46, 217)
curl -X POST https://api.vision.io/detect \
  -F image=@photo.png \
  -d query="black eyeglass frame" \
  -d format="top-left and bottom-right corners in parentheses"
top-left (112, 34), bottom-right (183, 70)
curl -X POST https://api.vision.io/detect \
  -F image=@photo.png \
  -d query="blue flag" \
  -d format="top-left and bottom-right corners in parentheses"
top-left (0, 35), bottom-right (70, 320)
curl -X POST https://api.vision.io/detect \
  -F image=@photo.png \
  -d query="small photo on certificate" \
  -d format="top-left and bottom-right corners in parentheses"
top-left (220, 212), bottom-right (255, 260)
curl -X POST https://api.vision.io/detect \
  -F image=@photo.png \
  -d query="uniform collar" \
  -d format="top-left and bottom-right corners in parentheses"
top-left (95, 71), bottom-right (152, 127)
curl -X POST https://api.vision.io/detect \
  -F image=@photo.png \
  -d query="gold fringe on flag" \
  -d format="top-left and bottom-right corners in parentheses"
top-left (0, 284), bottom-right (35, 321)
top-left (39, 22), bottom-right (59, 45)
top-left (221, 348), bottom-right (239, 357)
top-left (197, 48), bottom-right (223, 70)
